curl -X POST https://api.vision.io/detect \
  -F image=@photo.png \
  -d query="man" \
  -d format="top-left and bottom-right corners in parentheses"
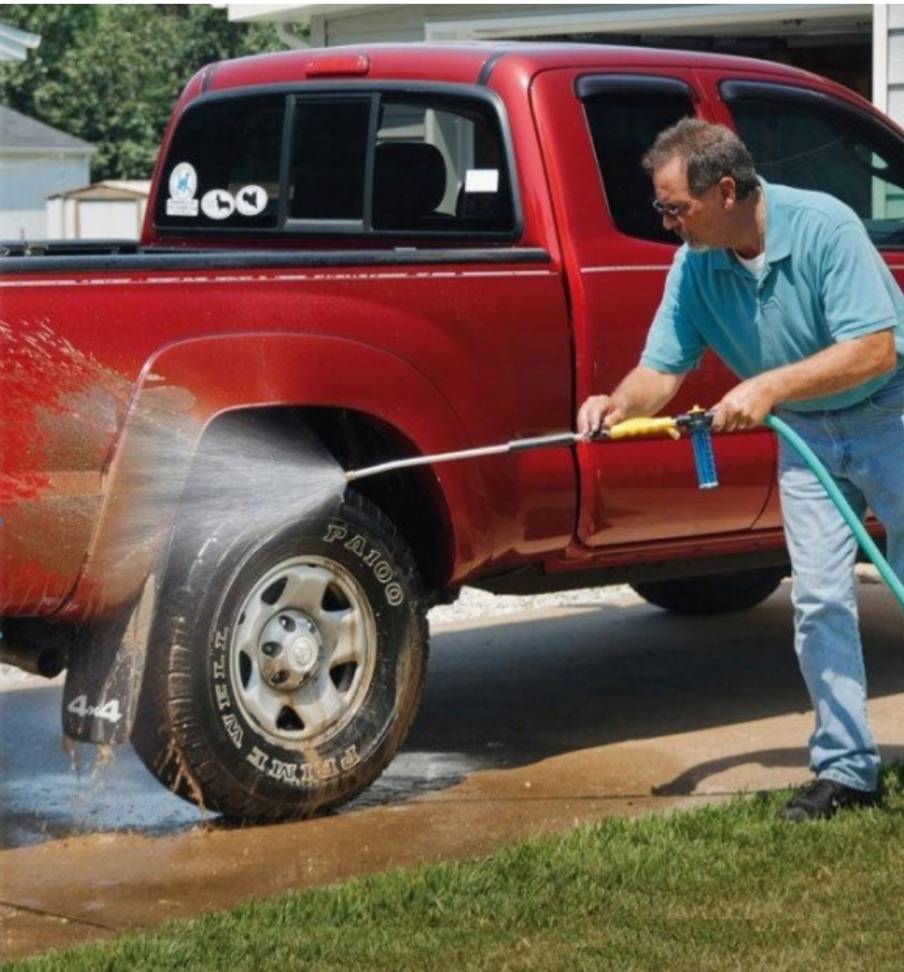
top-left (577, 119), bottom-right (904, 821)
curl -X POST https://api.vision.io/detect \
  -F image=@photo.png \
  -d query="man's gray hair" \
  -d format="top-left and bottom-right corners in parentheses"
top-left (642, 119), bottom-right (759, 200)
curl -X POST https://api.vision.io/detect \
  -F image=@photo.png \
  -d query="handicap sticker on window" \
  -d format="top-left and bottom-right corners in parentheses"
top-left (464, 169), bottom-right (499, 193)
top-left (201, 189), bottom-right (235, 220)
top-left (169, 162), bottom-right (197, 201)
top-left (166, 161), bottom-right (199, 216)
top-left (235, 185), bottom-right (268, 217)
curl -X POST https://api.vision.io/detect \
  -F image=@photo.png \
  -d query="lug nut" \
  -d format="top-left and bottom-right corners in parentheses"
top-left (269, 670), bottom-right (288, 685)
top-left (279, 616), bottom-right (296, 631)
top-left (261, 642), bottom-right (281, 657)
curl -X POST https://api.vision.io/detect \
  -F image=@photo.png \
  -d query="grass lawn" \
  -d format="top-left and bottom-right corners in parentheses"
top-left (8, 766), bottom-right (904, 972)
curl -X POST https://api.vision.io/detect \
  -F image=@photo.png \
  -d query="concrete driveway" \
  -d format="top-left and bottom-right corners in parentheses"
top-left (2, 579), bottom-right (902, 960)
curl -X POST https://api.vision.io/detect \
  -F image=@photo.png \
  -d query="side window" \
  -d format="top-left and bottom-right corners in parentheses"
top-left (580, 80), bottom-right (695, 244)
top-left (372, 96), bottom-right (514, 233)
top-left (155, 94), bottom-right (284, 230)
top-left (724, 84), bottom-right (904, 247)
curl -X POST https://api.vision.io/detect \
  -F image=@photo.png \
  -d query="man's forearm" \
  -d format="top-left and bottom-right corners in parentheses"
top-left (612, 365), bottom-right (685, 418)
top-left (760, 329), bottom-right (897, 406)
top-left (712, 328), bottom-right (898, 431)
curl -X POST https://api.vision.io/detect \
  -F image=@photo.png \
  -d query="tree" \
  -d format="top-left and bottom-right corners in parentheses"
top-left (0, 5), bottom-right (283, 179)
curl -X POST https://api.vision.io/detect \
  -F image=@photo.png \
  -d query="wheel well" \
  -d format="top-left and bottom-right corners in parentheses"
top-left (184, 406), bottom-right (454, 596)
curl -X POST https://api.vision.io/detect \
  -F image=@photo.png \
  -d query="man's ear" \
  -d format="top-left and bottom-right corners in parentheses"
top-left (719, 176), bottom-right (737, 210)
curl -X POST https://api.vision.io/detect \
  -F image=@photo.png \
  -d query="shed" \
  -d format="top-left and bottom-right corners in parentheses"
top-left (46, 180), bottom-right (150, 240)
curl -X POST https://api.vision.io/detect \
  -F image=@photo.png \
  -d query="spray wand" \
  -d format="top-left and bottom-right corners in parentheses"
top-left (344, 408), bottom-right (904, 614)
top-left (345, 409), bottom-right (716, 487)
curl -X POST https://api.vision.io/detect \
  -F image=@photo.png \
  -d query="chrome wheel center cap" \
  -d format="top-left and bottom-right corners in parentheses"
top-left (257, 610), bottom-right (323, 692)
top-left (288, 634), bottom-right (319, 673)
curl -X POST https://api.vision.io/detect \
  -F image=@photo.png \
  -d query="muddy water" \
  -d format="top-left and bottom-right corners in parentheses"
top-left (3, 583), bottom-right (903, 960)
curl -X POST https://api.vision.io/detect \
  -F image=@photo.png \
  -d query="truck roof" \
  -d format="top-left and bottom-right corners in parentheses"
top-left (200, 41), bottom-right (827, 95)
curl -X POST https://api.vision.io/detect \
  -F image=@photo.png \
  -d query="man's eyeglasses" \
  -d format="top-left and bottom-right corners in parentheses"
top-left (652, 199), bottom-right (689, 218)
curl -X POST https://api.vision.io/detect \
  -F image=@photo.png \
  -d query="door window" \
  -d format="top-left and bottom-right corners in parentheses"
top-left (580, 77), bottom-right (696, 244)
top-left (723, 81), bottom-right (904, 248)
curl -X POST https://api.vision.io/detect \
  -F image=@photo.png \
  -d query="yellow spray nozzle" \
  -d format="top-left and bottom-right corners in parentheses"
top-left (606, 416), bottom-right (681, 441)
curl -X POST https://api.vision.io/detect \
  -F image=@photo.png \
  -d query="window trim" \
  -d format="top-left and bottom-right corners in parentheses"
top-left (721, 79), bottom-right (872, 123)
top-left (575, 73), bottom-right (696, 102)
top-left (720, 78), bottom-right (904, 165)
top-left (152, 81), bottom-right (522, 242)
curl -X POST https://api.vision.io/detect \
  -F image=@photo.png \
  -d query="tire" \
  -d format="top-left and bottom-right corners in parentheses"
top-left (132, 491), bottom-right (428, 823)
top-left (631, 566), bottom-right (787, 615)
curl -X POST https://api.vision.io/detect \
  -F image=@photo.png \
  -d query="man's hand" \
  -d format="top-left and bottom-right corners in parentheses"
top-left (578, 368), bottom-right (687, 438)
top-left (711, 376), bottom-right (777, 432)
top-left (577, 394), bottom-right (626, 438)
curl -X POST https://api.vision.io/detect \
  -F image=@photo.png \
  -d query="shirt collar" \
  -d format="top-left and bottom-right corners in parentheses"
top-left (713, 177), bottom-right (790, 274)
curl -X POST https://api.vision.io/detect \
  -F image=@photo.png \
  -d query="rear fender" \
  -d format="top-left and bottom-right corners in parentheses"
top-left (60, 333), bottom-right (491, 618)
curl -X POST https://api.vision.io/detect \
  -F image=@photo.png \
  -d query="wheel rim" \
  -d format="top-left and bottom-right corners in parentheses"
top-left (229, 555), bottom-right (376, 748)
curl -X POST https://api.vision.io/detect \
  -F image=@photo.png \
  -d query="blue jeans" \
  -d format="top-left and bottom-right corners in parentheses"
top-left (776, 367), bottom-right (904, 793)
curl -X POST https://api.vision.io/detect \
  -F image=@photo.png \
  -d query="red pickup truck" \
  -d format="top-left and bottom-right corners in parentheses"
top-left (2, 43), bottom-right (903, 822)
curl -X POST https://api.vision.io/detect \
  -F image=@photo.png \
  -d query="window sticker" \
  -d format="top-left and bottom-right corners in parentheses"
top-left (201, 189), bottom-right (236, 220)
top-left (235, 184), bottom-right (268, 217)
top-left (464, 168), bottom-right (499, 193)
top-left (166, 161), bottom-right (199, 216)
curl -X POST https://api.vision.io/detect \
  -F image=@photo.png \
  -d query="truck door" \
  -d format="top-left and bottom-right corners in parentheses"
top-left (530, 68), bottom-right (775, 547)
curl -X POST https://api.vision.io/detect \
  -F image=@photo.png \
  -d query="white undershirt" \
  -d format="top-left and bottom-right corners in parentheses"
top-left (734, 250), bottom-right (766, 278)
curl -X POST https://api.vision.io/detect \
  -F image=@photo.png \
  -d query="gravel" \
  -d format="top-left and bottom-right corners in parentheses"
top-left (426, 583), bottom-right (643, 626)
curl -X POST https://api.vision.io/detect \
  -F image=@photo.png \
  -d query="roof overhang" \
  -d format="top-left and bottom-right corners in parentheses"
top-left (227, 3), bottom-right (871, 39)
top-left (0, 146), bottom-right (96, 158)
top-left (427, 4), bottom-right (871, 40)
top-left (226, 3), bottom-right (344, 24)
top-left (47, 182), bottom-right (150, 202)
top-left (0, 21), bottom-right (41, 62)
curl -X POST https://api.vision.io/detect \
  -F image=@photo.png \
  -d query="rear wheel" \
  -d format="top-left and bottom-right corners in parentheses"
top-left (132, 492), bottom-right (427, 823)
top-left (631, 566), bottom-right (787, 615)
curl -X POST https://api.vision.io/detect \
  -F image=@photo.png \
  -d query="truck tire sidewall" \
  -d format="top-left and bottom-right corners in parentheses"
top-left (155, 498), bottom-right (425, 819)
top-left (631, 567), bottom-right (786, 615)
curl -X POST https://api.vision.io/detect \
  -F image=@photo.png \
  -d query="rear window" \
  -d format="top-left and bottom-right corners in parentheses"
top-left (154, 88), bottom-right (517, 239)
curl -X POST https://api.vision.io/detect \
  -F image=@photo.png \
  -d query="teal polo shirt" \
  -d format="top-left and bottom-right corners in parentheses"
top-left (640, 180), bottom-right (904, 411)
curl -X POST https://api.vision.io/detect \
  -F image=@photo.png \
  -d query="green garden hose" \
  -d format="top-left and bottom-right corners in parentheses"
top-left (764, 413), bottom-right (904, 613)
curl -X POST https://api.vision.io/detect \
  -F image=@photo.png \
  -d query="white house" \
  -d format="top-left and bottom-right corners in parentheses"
top-left (0, 106), bottom-right (96, 241)
top-left (227, 3), bottom-right (904, 126)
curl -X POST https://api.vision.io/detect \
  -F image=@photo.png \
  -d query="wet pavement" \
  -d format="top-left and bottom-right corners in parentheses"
top-left (2, 580), bottom-right (902, 960)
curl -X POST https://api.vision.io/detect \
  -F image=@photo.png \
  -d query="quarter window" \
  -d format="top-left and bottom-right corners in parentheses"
top-left (581, 81), bottom-right (695, 244)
